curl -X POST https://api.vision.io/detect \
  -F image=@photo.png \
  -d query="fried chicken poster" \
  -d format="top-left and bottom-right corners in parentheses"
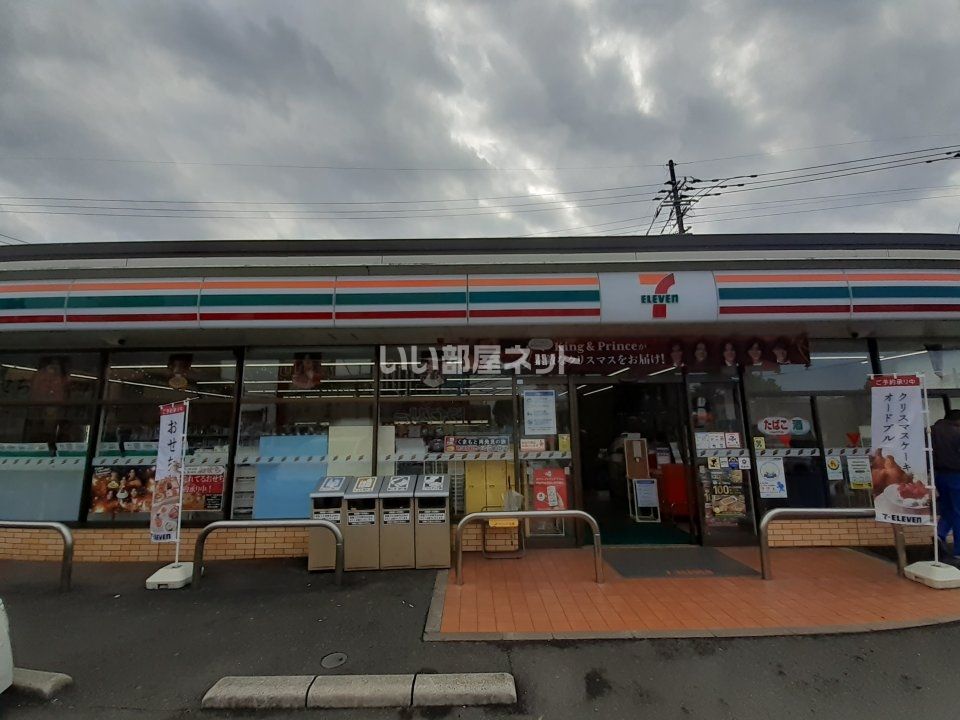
top-left (869, 375), bottom-right (932, 525)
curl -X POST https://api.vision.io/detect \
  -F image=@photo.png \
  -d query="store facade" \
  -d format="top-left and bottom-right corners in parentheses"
top-left (1, 235), bottom-right (956, 560)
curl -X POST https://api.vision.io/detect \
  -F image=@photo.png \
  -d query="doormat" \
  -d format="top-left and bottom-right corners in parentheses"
top-left (603, 547), bottom-right (758, 578)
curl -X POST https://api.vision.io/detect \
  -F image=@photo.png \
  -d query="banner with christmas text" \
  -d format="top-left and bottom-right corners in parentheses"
top-left (869, 375), bottom-right (932, 525)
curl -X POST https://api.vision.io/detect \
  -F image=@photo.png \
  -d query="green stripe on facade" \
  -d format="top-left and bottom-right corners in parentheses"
top-left (718, 287), bottom-right (849, 300)
top-left (336, 291), bottom-right (466, 305)
top-left (852, 286), bottom-right (960, 299)
top-left (469, 290), bottom-right (601, 304)
top-left (199, 293), bottom-right (333, 307)
top-left (68, 295), bottom-right (198, 309)
top-left (0, 297), bottom-right (65, 310)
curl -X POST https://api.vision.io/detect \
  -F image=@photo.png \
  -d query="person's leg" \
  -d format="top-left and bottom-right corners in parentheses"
top-left (948, 475), bottom-right (960, 556)
top-left (937, 477), bottom-right (954, 545)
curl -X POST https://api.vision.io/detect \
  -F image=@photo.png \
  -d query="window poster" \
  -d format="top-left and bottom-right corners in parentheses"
top-left (523, 390), bottom-right (557, 436)
top-left (758, 456), bottom-right (788, 498)
top-left (183, 466), bottom-right (225, 511)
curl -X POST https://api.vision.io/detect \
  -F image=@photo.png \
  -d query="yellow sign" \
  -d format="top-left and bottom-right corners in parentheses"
top-left (753, 436), bottom-right (766, 451)
top-left (707, 456), bottom-right (722, 469)
top-left (488, 518), bottom-right (519, 528)
top-left (558, 434), bottom-right (571, 454)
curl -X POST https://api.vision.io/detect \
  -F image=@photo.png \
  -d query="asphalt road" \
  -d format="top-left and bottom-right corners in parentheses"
top-left (1, 558), bottom-right (957, 719)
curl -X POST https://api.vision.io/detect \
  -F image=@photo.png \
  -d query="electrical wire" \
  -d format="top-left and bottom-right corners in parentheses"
top-left (606, 192), bottom-right (960, 234)
top-left (0, 193), bottom-right (666, 222)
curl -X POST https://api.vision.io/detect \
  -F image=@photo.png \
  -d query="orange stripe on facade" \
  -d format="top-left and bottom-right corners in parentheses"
top-left (715, 273), bottom-right (846, 284)
top-left (468, 276), bottom-right (598, 287)
top-left (201, 280), bottom-right (336, 290)
top-left (0, 283), bottom-right (72, 293)
top-left (70, 281), bottom-right (202, 291)
top-left (848, 273), bottom-right (960, 282)
top-left (336, 278), bottom-right (466, 289)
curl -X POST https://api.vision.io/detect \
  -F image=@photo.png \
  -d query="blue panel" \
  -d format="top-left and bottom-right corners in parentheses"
top-left (253, 435), bottom-right (328, 519)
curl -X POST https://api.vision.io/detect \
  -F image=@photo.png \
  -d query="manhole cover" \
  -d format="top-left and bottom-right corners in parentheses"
top-left (321, 652), bottom-right (347, 669)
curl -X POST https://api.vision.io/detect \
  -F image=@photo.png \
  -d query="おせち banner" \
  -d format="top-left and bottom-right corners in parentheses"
top-left (151, 401), bottom-right (188, 542)
top-left (869, 375), bottom-right (932, 525)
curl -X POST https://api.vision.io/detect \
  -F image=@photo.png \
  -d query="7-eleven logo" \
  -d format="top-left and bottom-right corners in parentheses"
top-left (638, 273), bottom-right (679, 319)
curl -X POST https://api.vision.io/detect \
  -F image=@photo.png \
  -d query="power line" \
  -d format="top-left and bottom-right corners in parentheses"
top-left (0, 188), bottom-right (665, 215)
top-left (607, 192), bottom-right (960, 234)
top-left (0, 230), bottom-right (26, 244)
top-left (688, 147), bottom-right (959, 191)
top-left (678, 136), bottom-right (960, 167)
top-left (5, 131), bottom-right (960, 173)
top-left (0, 180), bottom-right (667, 207)
top-left (0, 193), bottom-right (664, 222)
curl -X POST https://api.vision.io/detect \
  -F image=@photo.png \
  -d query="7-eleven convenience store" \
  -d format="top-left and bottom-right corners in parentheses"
top-left (0, 233), bottom-right (953, 563)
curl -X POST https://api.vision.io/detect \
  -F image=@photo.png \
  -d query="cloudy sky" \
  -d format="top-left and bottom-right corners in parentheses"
top-left (0, 0), bottom-right (958, 245)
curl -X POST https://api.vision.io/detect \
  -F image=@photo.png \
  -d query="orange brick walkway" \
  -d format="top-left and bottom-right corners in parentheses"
top-left (436, 547), bottom-right (960, 638)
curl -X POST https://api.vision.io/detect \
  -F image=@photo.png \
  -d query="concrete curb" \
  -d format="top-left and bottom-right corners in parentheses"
top-left (11, 668), bottom-right (73, 700)
top-left (201, 672), bottom-right (516, 710)
top-left (201, 676), bottom-right (315, 709)
top-left (307, 674), bottom-right (414, 708)
top-left (414, 672), bottom-right (517, 706)
top-left (422, 569), bottom-right (447, 641)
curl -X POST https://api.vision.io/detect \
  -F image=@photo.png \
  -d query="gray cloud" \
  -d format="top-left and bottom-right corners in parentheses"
top-left (0, 0), bottom-right (958, 245)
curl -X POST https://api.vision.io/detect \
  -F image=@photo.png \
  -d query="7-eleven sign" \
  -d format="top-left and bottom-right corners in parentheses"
top-left (638, 273), bottom-right (679, 319)
top-left (598, 271), bottom-right (718, 324)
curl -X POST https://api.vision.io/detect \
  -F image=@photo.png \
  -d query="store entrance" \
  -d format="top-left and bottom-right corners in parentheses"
top-left (576, 381), bottom-right (695, 545)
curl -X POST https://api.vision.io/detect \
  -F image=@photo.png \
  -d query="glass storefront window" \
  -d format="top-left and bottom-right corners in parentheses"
top-left (0, 352), bottom-right (100, 402)
top-left (89, 402), bottom-right (234, 521)
top-left (686, 377), bottom-right (755, 545)
top-left (0, 404), bottom-right (93, 521)
top-left (233, 400), bottom-right (374, 519)
top-left (815, 395), bottom-right (871, 508)
top-left (377, 394), bottom-right (515, 517)
top-left (242, 347), bottom-right (374, 399)
top-left (878, 341), bottom-right (960, 389)
top-left (743, 340), bottom-right (871, 394)
top-left (105, 350), bottom-right (237, 401)
top-left (747, 394), bottom-right (828, 510)
top-left (519, 380), bottom-right (572, 537)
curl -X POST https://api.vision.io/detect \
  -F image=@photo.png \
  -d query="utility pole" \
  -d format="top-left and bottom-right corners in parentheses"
top-left (667, 159), bottom-right (687, 234)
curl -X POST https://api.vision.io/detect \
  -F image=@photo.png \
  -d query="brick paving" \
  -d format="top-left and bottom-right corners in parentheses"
top-left (437, 546), bottom-right (960, 638)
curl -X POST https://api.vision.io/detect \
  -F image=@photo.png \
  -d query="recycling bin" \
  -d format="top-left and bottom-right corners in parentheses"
top-left (378, 474), bottom-right (416, 569)
top-left (308, 475), bottom-right (350, 572)
top-left (414, 473), bottom-right (451, 569)
top-left (344, 475), bottom-right (383, 571)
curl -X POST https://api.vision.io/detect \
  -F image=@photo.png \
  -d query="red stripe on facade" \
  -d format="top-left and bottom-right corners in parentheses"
top-left (0, 314), bottom-right (64, 324)
top-left (200, 312), bottom-right (334, 321)
top-left (67, 313), bottom-right (198, 323)
top-left (853, 303), bottom-right (960, 313)
top-left (335, 310), bottom-right (467, 320)
top-left (719, 305), bottom-right (849, 315)
top-left (470, 308), bottom-right (602, 318)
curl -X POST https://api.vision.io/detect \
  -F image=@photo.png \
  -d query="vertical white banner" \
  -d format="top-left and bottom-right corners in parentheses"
top-left (869, 375), bottom-right (932, 525)
top-left (151, 401), bottom-right (188, 543)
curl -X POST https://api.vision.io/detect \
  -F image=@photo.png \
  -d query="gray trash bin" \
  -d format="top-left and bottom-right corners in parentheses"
top-left (308, 475), bottom-right (351, 572)
top-left (378, 474), bottom-right (416, 570)
top-left (414, 474), bottom-right (451, 569)
top-left (344, 475), bottom-right (383, 571)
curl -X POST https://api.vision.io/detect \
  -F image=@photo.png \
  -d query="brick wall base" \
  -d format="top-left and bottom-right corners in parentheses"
top-left (766, 519), bottom-right (933, 547)
top-left (0, 522), bottom-right (521, 563)
top-left (1, 518), bottom-right (925, 563)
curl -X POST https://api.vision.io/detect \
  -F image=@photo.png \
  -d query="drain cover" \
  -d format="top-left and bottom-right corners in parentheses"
top-left (321, 652), bottom-right (347, 669)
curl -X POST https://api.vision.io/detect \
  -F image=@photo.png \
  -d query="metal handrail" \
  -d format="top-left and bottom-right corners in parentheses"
top-left (192, 519), bottom-right (344, 589)
top-left (455, 510), bottom-right (603, 586)
top-left (759, 507), bottom-right (885, 579)
top-left (0, 521), bottom-right (74, 591)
